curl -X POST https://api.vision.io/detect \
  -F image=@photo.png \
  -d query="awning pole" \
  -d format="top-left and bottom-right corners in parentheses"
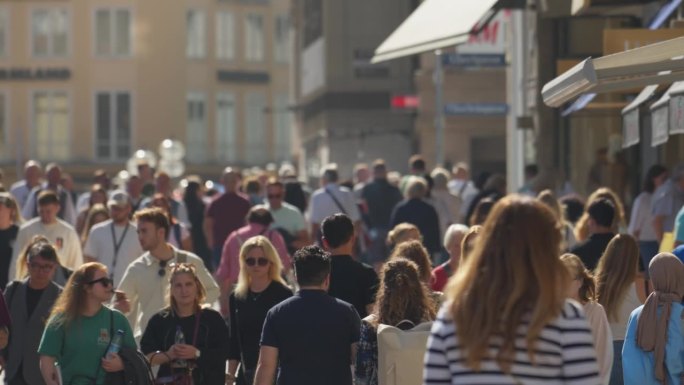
top-left (434, 49), bottom-right (445, 166)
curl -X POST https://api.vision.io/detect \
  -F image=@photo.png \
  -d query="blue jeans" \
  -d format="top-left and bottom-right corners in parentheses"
top-left (609, 340), bottom-right (624, 385)
top-left (638, 241), bottom-right (659, 278)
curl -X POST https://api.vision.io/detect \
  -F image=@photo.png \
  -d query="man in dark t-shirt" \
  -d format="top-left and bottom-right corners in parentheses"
top-left (321, 214), bottom-right (378, 318)
top-left (569, 198), bottom-right (616, 271)
top-left (256, 246), bottom-right (360, 385)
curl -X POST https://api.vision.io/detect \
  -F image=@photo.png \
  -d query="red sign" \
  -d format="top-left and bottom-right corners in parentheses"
top-left (391, 95), bottom-right (420, 109)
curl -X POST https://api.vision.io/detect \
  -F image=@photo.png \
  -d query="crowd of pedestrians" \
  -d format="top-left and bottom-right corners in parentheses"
top-left (0, 156), bottom-right (677, 385)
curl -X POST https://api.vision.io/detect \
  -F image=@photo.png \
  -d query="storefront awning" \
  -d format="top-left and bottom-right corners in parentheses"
top-left (542, 36), bottom-right (684, 108)
top-left (371, 0), bottom-right (500, 63)
top-left (649, 82), bottom-right (684, 146)
top-left (621, 84), bottom-right (658, 148)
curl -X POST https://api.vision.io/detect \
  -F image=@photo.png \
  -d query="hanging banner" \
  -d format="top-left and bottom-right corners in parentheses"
top-left (622, 109), bottom-right (639, 148)
top-left (652, 106), bottom-right (669, 147)
top-left (668, 82), bottom-right (684, 134)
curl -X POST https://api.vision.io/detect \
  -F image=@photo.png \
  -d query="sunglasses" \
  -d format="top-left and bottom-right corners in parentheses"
top-left (158, 260), bottom-right (168, 277)
top-left (245, 257), bottom-right (269, 267)
top-left (88, 277), bottom-right (113, 287)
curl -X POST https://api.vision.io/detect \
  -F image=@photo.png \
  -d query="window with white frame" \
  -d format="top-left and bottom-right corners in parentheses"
top-left (274, 14), bottom-right (289, 63)
top-left (32, 9), bottom-right (69, 57)
top-left (33, 91), bottom-right (70, 160)
top-left (216, 92), bottom-right (237, 162)
top-left (245, 14), bottom-right (264, 62)
top-left (273, 94), bottom-right (291, 161)
top-left (186, 93), bottom-right (207, 163)
top-left (95, 9), bottom-right (131, 57)
top-left (216, 12), bottom-right (235, 60)
top-left (0, 8), bottom-right (8, 57)
top-left (186, 10), bottom-right (206, 59)
top-left (95, 92), bottom-right (131, 160)
top-left (245, 92), bottom-right (266, 164)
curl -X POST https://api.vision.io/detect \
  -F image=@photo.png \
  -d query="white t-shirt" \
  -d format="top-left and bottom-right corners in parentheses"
top-left (627, 192), bottom-right (657, 242)
top-left (609, 282), bottom-right (641, 340)
top-left (268, 202), bottom-right (307, 235)
top-left (11, 218), bottom-right (83, 278)
top-left (308, 184), bottom-right (361, 224)
top-left (83, 219), bottom-right (143, 286)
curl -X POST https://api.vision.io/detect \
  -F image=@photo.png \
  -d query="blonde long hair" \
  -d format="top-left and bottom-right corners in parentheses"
top-left (560, 253), bottom-right (597, 303)
top-left (166, 263), bottom-right (207, 313)
top-left (575, 188), bottom-right (626, 241)
top-left (48, 262), bottom-right (108, 328)
top-left (234, 236), bottom-right (288, 299)
top-left (447, 195), bottom-right (569, 372)
top-left (595, 234), bottom-right (639, 322)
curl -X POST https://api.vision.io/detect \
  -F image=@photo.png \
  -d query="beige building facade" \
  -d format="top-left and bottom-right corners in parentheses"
top-left (0, 0), bottom-right (293, 182)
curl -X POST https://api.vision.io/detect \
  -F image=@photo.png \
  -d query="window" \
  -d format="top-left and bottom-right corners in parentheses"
top-left (186, 93), bottom-right (207, 163)
top-left (95, 92), bottom-right (131, 160)
top-left (245, 14), bottom-right (264, 62)
top-left (274, 14), bottom-right (289, 63)
top-left (0, 8), bottom-right (8, 57)
top-left (273, 94), bottom-right (291, 161)
top-left (216, 92), bottom-right (237, 162)
top-left (216, 12), bottom-right (235, 60)
top-left (33, 91), bottom-right (70, 160)
top-left (95, 9), bottom-right (131, 57)
top-left (186, 10), bottom-right (206, 59)
top-left (245, 93), bottom-right (266, 164)
top-left (32, 9), bottom-right (69, 57)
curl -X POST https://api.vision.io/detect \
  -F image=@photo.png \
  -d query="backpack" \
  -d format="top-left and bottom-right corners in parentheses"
top-left (376, 320), bottom-right (433, 385)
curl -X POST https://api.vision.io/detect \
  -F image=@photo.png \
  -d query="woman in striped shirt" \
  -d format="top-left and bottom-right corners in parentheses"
top-left (424, 195), bottom-right (601, 385)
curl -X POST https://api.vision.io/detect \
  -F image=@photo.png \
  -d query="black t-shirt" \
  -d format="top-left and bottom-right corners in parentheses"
top-left (228, 281), bottom-right (292, 370)
top-left (140, 308), bottom-right (230, 385)
top-left (569, 233), bottom-right (615, 271)
top-left (260, 290), bottom-right (361, 385)
top-left (361, 179), bottom-right (403, 229)
top-left (328, 255), bottom-right (378, 319)
top-left (26, 286), bottom-right (45, 318)
top-left (0, 225), bottom-right (18, 290)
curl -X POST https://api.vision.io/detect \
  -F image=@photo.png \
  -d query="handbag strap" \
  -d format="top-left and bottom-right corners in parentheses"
top-left (191, 309), bottom-right (201, 347)
top-left (325, 187), bottom-right (347, 215)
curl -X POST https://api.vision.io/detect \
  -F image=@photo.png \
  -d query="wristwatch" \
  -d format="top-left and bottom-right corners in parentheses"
top-left (195, 349), bottom-right (201, 359)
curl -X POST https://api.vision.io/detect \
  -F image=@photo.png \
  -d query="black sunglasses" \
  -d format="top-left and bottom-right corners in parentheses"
top-left (158, 260), bottom-right (168, 277)
top-left (88, 277), bottom-right (113, 287)
top-left (245, 257), bottom-right (269, 267)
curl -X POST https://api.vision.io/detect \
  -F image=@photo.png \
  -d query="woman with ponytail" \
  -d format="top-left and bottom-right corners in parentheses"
top-left (622, 253), bottom-right (683, 385)
top-left (355, 259), bottom-right (436, 385)
top-left (561, 253), bottom-right (613, 384)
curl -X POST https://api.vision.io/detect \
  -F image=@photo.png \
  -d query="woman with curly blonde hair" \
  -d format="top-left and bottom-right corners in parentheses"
top-left (226, 236), bottom-right (292, 385)
top-left (355, 259), bottom-right (436, 385)
top-left (575, 187), bottom-right (626, 242)
top-left (425, 195), bottom-right (600, 384)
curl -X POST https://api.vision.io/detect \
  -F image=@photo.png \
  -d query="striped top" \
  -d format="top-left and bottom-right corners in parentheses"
top-left (423, 300), bottom-right (601, 385)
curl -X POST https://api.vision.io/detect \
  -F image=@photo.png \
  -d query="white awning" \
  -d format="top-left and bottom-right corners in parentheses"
top-left (542, 36), bottom-right (684, 108)
top-left (371, 0), bottom-right (499, 64)
top-left (650, 82), bottom-right (684, 146)
top-left (621, 85), bottom-right (658, 148)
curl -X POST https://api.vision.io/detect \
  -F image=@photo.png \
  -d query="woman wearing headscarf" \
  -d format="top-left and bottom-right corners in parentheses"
top-left (622, 253), bottom-right (683, 385)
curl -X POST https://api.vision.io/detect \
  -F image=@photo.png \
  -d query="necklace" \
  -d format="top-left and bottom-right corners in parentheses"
top-left (248, 291), bottom-right (263, 302)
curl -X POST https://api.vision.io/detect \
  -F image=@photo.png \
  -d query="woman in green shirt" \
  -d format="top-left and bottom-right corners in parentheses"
top-left (38, 262), bottom-right (135, 385)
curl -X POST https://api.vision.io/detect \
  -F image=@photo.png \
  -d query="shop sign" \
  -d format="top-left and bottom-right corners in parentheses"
top-left (0, 68), bottom-right (70, 81)
top-left (444, 103), bottom-right (508, 116)
top-left (604, 29), bottom-right (684, 55)
top-left (652, 106), bottom-right (669, 147)
top-left (622, 109), bottom-right (639, 148)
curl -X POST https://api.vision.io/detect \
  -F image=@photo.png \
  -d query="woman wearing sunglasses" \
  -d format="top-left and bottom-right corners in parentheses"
top-left (141, 263), bottom-right (230, 385)
top-left (226, 236), bottom-right (292, 385)
top-left (38, 262), bottom-right (135, 385)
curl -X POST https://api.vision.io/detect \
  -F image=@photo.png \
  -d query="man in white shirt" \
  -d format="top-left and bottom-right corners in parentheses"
top-left (83, 190), bottom-right (143, 286)
top-left (21, 163), bottom-right (76, 226)
top-left (11, 190), bottom-right (83, 278)
top-left (9, 160), bottom-right (42, 210)
top-left (114, 207), bottom-right (219, 339)
top-left (309, 164), bottom-right (361, 242)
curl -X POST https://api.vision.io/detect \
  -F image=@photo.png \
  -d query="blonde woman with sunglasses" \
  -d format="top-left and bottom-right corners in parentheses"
top-left (38, 262), bottom-right (135, 385)
top-left (141, 263), bottom-right (230, 385)
top-left (226, 236), bottom-right (292, 385)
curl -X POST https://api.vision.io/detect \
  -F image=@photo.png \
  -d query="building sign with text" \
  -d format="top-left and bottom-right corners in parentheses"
top-left (0, 68), bottom-right (71, 81)
top-left (443, 10), bottom-right (510, 68)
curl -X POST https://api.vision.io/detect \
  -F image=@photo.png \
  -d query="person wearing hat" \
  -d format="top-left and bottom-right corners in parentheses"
top-left (83, 190), bottom-right (143, 287)
top-left (11, 190), bottom-right (83, 277)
